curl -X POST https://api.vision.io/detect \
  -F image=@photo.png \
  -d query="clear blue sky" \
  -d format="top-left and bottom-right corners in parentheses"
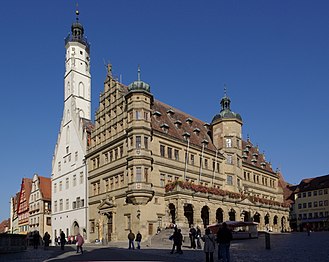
top-left (1, 0), bottom-right (329, 222)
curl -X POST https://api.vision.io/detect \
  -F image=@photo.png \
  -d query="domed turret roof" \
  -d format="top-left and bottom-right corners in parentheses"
top-left (128, 66), bottom-right (151, 93)
top-left (211, 88), bottom-right (242, 123)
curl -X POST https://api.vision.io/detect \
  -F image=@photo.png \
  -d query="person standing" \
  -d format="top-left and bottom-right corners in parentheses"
top-left (216, 222), bottom-right (233, 262)
top-left (202, 228), bottom-right (216, 262)
top-left (170, 227), bottom-right (183, 254)
top-left (135, 231), bottom-right (142, 249)
top-left (189, 225), bottom-right (196, 249)
top-left (76, 233), bottom-right (84, 254)
top-left (33, 231), bottom-right (40, 249)
top-left (128, 230), bottom-right (135, 249)
top-left (60, 230), bottom-right (66, 250)
top-left (43, 232), bottom-right (50, 250)
top-left (196, 226), bottom-right (202, 249)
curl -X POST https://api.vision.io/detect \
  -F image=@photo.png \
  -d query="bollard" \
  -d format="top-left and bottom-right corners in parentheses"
top-left (265, 232), bottom-right (271, 249)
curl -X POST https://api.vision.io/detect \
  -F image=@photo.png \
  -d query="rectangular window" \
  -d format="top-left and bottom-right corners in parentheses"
top-left (308, 202), bottom-right (312, 208)
top-left (314, 201), bottom-right (318, 207)
top-left (120, 146), bottom-right (124, 157)
top-left (136, 136), bottom-right (141, 149)
top-left (313, 191), bottom-right (318, 196)
top-left (136, 111), bottom-right (142, 120)
top-left (226, 138), bottom-right (232, 148)
top-left (80, 172), bottom-right (84, 184)
top-left (54, 201), bottom-right (58, 212)
top-left (226, 155), bottom-right (233, 165)
top-left (54, 183), bottom-right (57, 193)
top-left (160, 174), bottom-right (165, 187)
top-left (66, 178), bottom-right (69, 189)
top-left (302, 203), bottom-right (306, 208)
top-left (73, 175), bottom-right (77, 187)
top-left (319, 190), bottom-right (323, 195)
top-left (160, 145), bottom-right (165, 157)
top-left (65, 199), bottom-right (69, 210)
top-left (191, 154), bottom-right (195, 165)
top-left (324, 200), bottom-right (328, 206)
top-left (324, 188), bottom-right (328, 194)
top-left (59, 181), bottom-right (62, 191)
top-left (204, 159), bottom-right (208, 169)
top-left (144, 168), bottom-right (149, 183)
top-left (302, 192), bottom-right (306, 197)
top-left (144, 137), bottom-right (148, 149)
top-left (164, 145), bottom-right (172, 158)
top-left (59, 199), bottom-right (63, 211)
top-left (227, 175), bottom-right (233, 185)
top-left (73, 201), bottom-right (76, 209)
top-left (319, 201), bottom-right (323, 206)
top-left (136, 167), bottom-right (142, 182)
top-left (46, 217), bottom-right (51, 226)
top-left (90, 220), bottom-right (95, 233)
top-left (75, 151), bottom-right (78, 162)
top-left (174, 149), bottom-right (179, 161)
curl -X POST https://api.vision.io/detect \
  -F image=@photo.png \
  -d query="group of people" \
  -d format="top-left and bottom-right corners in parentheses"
top-left (202, 222), bottom-right (233, 262)
top-left (127, 230), bottom-right (142, 250)
top-left (170, 222), bottom-right (232, 262)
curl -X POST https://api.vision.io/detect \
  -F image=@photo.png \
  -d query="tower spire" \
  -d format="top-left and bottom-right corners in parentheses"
top-left (137, 65), bottom-right (141, 81)
top-left (76, 3), bottom-right (79, 21)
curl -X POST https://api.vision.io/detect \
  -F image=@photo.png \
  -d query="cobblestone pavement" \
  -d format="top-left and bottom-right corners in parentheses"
top-left (1, 232), bottom-right (328, 262)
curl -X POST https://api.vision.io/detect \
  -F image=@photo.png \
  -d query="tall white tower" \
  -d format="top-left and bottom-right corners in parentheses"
top-left (51, 9), bottom-right (91, 243)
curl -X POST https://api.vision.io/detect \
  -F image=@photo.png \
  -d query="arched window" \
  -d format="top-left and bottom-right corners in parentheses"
top-left (78, 82), bottom-right (85, 97)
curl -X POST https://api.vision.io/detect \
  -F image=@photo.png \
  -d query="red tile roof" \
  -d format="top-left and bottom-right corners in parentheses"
top-left (294, 174), bottom-right (329, 193)
top-left (38, 176), bottom-right (51, 201)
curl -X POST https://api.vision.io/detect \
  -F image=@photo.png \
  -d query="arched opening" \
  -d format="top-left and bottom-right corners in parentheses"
top-left (79, 82), bottom-right (85, 97)
top-left (265, 213), bottom-right (270, 225)
top-left (201, 206), bottom-right (209, 228)
top-left (184, 203), bottom-right (194, 227)
top-left (168, 203), bottom-right (176, 224)
top-left (66, 126), bottom-right (70, 144)
top-left (73, 221), bottom-right (80, 236)
top-left (228, 209), bottom-right (236, 221)
top-left (281, 216), bottom-right (286, 232)
top-left (253, 212), bottom-right (260, 223)
top-left (273, 215), bottom-right (278, 225)
top-left (242, 210), bottom-right (251, 222)
top-left (216, 208), bottom-right (224, 223)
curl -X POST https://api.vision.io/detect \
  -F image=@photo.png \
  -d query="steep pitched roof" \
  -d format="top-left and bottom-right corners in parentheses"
top-left (295, 174), bottom-right (329, 193)
top-left (242, 140), bottom-right (275, 174)
top-left (151, 100), bottom-right (217, 152)
top-left (0, 218), bottom-right (10, 233)
top-left (38, 176), bottom-right (51, 201)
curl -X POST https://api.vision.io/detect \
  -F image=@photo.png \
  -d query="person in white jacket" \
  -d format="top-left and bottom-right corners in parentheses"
top-left (202, 228), bottom-right (216, 262)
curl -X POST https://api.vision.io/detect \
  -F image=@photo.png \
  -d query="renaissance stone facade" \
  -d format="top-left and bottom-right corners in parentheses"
top-left (86, 66), bottom-right (290, 243)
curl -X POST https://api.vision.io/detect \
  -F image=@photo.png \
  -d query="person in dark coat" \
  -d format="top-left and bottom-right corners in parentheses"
top-left (43, 232), bottom-right (50, 249)
top-left (170, 227), bottom-right (183, 254)
top-left (216, 222), bottom-right (233, 262)
top-left (33, 231), bottom-right (40, 249)
top-left (128, 230), bottom-right (135, 249)
top-left (189, 225), bottom-right (197, 249)
top-left (196, 226), bottom-right (202, 249)
top-left (135, 231), bottom-right (142, 249)
top-left (60, 231), bottom-right (66, 250)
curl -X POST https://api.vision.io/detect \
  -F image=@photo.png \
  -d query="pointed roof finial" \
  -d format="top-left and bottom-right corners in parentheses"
top-left (76, 3), bottom-right (80, 21)
top-left (137, 65), bottom-right (141, 81)
top-left (224, 84), bottom-right (227, 97)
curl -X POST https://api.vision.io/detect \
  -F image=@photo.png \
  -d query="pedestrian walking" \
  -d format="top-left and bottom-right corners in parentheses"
top-left (216, 222), bottom-right (233, 262)
top-left (196, 226), bottom-right (202, 249)
top-left (202, 228), bottom-right (216, 262)
top-left (135, 231), bottom-right (142, 249)
top-left (60, 230), bottom-right (66, 250)
top-left (76, 233), bottom-right (84, 254)
top-left (43, 232), bottom-right (50, 250)
top-left (306, 223), bottom-right (311, 236)
top-left (128, 230), bottom-right (135, 249)
top-left (189, 225), bottom-right (197, 249)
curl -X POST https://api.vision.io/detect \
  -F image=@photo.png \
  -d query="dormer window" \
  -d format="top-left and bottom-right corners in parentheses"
top-left (174, 120), bottom-right (182, 128)
top-left (186, 118), bottom-right (193, 125)
top-left (152, 111), bottom-right (162, 121)
top-left (193, 128), bottom-right (200, 136)
top-left (243, 148), bottom-right (249, 153)
top-left (167, 108), bottom-right (175, 117)
top-left (203, 123), bottom-right (210, 130)
top-left (252, 153), bottom-right (258, 159)
top-left (183, 132), bottom-right (190, 141)
top-left (242, 153), bottom-right (248, 159)
top-left (260, 162), bottom-right (266, 168)
top-left (251, 158), bottom-right (257, 164)
top-left (160, 123), bottom-right (169, 133)
top-left (202, 139), bottom-right (209, 148)
top-left (246, 144), bottom-right (252, 148)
